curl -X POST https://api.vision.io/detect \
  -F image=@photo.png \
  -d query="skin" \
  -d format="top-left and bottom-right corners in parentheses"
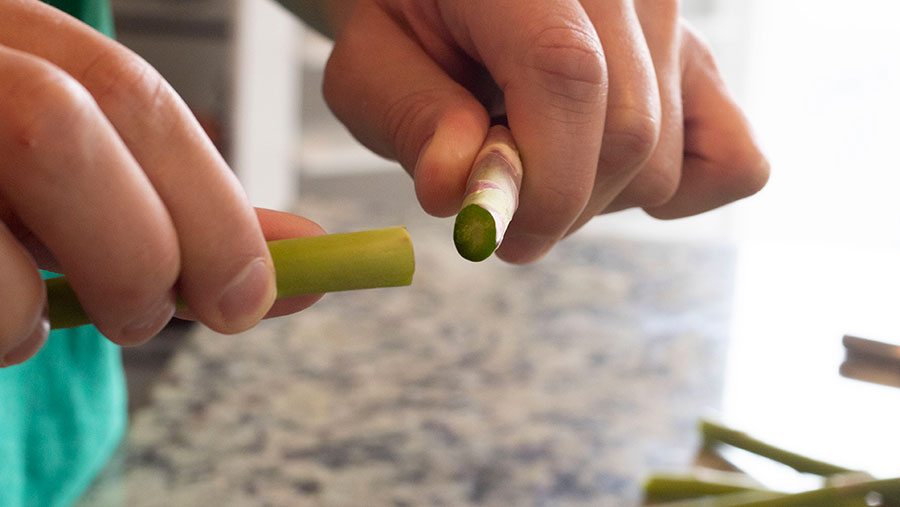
top-left (0, 0), bottom-right (322, 367)
top-left (1, 0), bottom-right (769, 367)
top-left (316, 0), bottom-right (770, 262)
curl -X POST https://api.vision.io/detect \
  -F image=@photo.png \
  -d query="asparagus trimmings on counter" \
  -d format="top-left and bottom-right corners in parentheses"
top-left (453, 124), bottom-right (524, 262)
top-left (47, 227), bottom-right (415, 329)
top-left (700, 419), bottom-right (855, 476)
top-left (642, 418), bottom-right (898, 506)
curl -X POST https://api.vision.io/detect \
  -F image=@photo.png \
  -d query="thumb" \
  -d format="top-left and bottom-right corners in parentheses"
top-left (254, 208), bottom-right (325, 319)
top-left (173, 208), bottom-right (326, 322)
top-left (322, 2), bottom-right (489, 217)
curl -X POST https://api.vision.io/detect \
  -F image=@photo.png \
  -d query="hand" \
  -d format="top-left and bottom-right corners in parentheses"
top-left (0, 1), bottom-right (322, 368)
top-left (320, 0), bottom-right (769, 263)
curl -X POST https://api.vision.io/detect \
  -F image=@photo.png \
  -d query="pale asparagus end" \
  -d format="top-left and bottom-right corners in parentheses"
top-left (454, 124), bottom-right (523, 262)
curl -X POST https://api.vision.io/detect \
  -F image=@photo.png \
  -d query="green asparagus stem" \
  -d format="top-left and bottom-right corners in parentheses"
top-left (45, 277), bottom-right (87, 330)
top-left (644, 472), bottom-right (772, 503)
top-left (651, 476), bottom-right (900, 507)
top-left (668, 477), bottom-right (900, 507)
top-left (699, 419), bottom-right (856, 476)
top-left (47, 226), bottom-right (415, 329)
top-left (650, 490), bottom-right (788, 507)
top-left (453, 125), bottom-right (523, 262)
top-left (267, 226), bottom-right (414, 296)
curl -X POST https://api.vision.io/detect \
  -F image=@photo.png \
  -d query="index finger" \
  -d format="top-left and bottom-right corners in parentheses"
top-left (0, 2), bottom-right (276, 333)
top-left (449, 0), bottom-right (608, 262)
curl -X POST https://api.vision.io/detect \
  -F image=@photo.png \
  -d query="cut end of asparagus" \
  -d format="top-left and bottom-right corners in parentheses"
top-left (453, 125), bottom-right (522, 262)
top-left (46, 276), bottom-right (86, 330)
top-left (454, 204), bottom-right (498, 262)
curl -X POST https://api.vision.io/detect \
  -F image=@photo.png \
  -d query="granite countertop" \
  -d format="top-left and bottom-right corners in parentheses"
top-left (80, 175), bottom-right (737, 507)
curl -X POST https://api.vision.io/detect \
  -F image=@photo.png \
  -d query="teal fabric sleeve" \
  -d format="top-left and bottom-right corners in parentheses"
top-left (0, 2), bottom-right (126, 506)
top-left (43, 0), bottom-right (114, 37)
top-left (0, 325), bottom-right (127, 507)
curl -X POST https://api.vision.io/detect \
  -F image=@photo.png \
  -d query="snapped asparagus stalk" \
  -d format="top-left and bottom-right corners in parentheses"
top-left (644, 470), bottom-right (774, 503)
top-left (734, 477), bottom-right (900, 506)
top-left (650, 490), bottom-right (788, 507)
top-left (699, 419), bottom-right (857, 477)
top-left (655, 477), bottom-right (900, 507)
top-left (47, 226), bottom-right (415, 329)
top-left (650, 476), bottom-right (900, 507)
top-left (453, 124), bottom-right (523, 262)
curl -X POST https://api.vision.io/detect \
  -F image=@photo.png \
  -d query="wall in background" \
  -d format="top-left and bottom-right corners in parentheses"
top-left (112, 0), bottom-right (302, 210)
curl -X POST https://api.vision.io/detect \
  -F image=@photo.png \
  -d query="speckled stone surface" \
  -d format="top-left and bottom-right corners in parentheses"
top-left (80, 174), bottom-right (736, 507)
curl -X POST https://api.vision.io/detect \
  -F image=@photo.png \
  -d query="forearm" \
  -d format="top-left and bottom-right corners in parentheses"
top-left (271, 0), bottom-right (356, 39)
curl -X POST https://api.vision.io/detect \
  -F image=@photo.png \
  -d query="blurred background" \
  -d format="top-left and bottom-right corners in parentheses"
top-left (107, 0), bottom-right (900, 245)
top-left (93, 0), bottom-right (900, 505)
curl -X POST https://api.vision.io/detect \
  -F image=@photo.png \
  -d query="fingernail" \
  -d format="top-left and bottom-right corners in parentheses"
top-left (217, 258), bottom-right (274, 328)
top-left (497, 233), bottom-right (555, 264)
top-left (120, 293), bottom-right (176, 345)
top-left (2, 316), bottom-right (50, 368)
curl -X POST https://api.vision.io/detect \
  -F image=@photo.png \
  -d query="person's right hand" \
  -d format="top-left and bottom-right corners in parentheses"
top-left (0, 1), bottom-right (321, 367)
top-left (318, 0), bottom-right (769, 264)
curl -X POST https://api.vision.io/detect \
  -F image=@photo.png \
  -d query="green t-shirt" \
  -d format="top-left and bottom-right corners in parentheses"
top-left (0, 3), bottom-right (126, 507)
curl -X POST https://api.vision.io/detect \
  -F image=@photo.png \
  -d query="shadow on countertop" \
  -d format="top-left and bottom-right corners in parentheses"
top-left (122, 319), bottom-right (195, 414)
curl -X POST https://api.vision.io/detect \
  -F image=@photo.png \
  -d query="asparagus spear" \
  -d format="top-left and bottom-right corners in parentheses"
top-left (735, 477), bottom-right (900, 506)
top-left (649, 490), bottom-right (788, 507)
top-left (644, 471), bottom-right (774, 503)
top-left (453, 124), bottom-right (523, 262)
top-left (645, 420), bottom-right (884, 506)
top-left (47, 226), bottom-right (415, 329)
top-left (654, 477), bottom-right (900, 507)
top-left (700, 419), bottom-right (856, 476)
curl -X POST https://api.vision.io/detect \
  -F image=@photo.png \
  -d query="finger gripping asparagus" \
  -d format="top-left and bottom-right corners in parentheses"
top-left (47, 226), bottom-right (415, 329)
top-left (453, 125), bottom-right (523, 262)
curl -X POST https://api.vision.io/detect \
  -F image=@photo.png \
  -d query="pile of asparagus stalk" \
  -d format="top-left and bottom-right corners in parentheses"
top-left (643, 419), bottom-right (900, 506)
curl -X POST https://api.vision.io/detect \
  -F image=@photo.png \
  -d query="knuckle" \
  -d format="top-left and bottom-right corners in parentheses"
top-left (526, 26), bottom-right (606, 85)
top-left (527, 178), bottom-right (593, 233)
top-left (322, 43), bottom-right (396, 160)
top-left (322, 64), bottom-right (348, 129)
top-left (79, 47), bottom-right (172, 128)
top-left (601, 107), bottom-right (660, 170)
top-left (632, 158), bottom-right (682, 208)
top-left (681, 23), bottom-right (719, 70)
top-left (728, 146), bottom-right (771, 198)
top-left (381, 88), bottom-right (443, 165)
top-left (321, 54), bottom-right (341, 114)
top-left (638, 0), bottom-right (681, 22)
top-left (91, 224), bottom-right (179, 317)
top-left (122, 237), bottom-right (181, 304)
top-left (0, 271), bottom-right (44, 348)
top-left (322, 31), bottom-right (362, 120)
top-left (656, 0), bottom-right (682, 19)
top-left (99, 245), bottom-right (179, 344)
top-left (524, 25), bottom-right (607, 108)
top-left (1, 63), bottom-right (95, 154)
top-left (141, 238), bottom-right (181, 292)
